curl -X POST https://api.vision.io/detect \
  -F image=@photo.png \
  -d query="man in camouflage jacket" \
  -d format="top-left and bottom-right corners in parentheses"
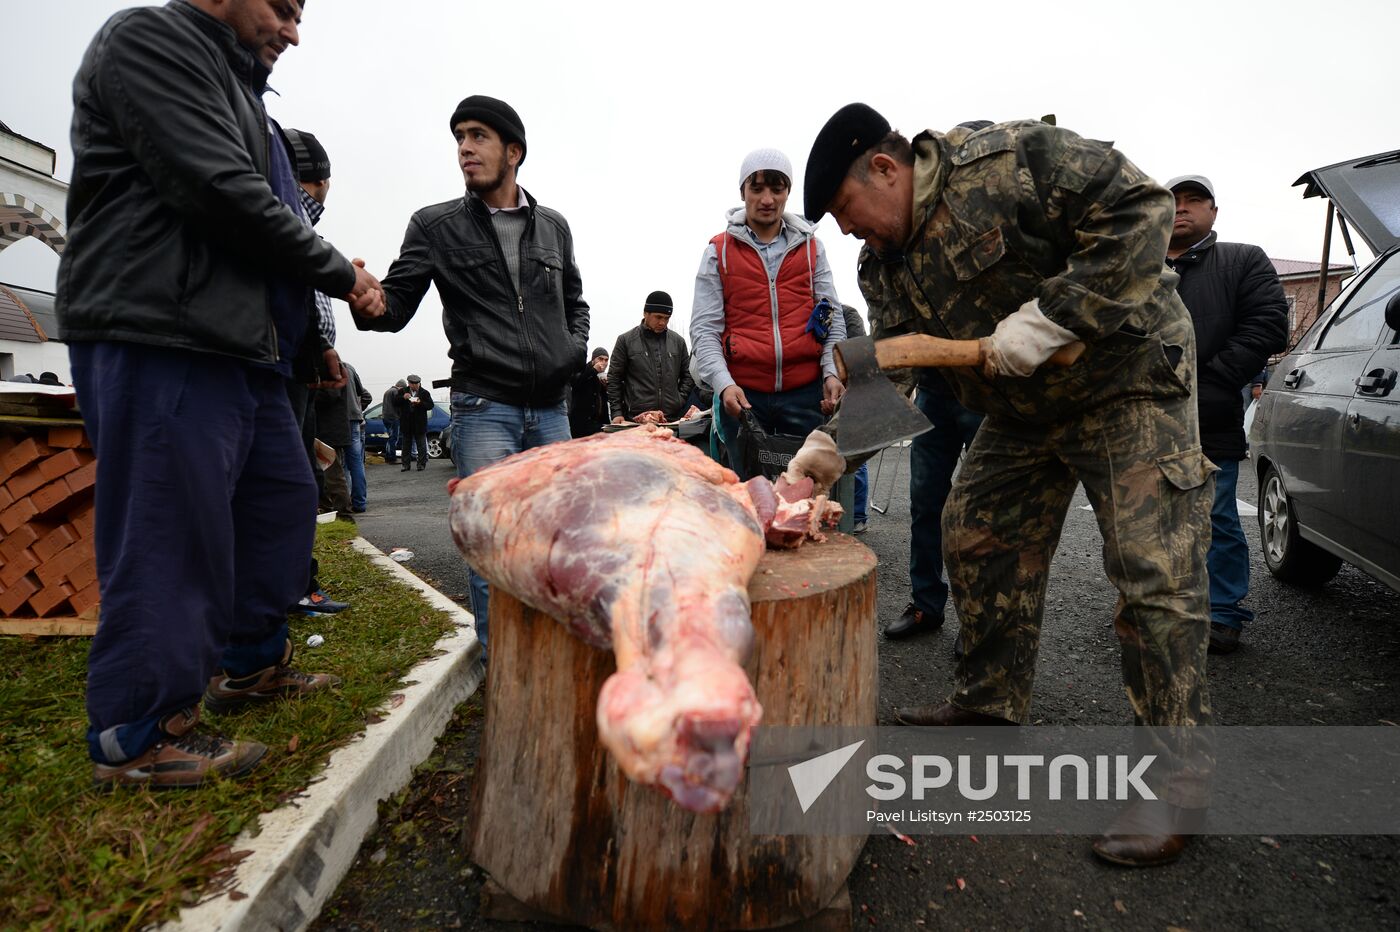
top-left (804, 104), bottom-right (1214, 867)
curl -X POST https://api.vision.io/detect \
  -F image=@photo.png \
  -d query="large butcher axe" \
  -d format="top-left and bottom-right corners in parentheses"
top-left (832, 334), bottom-right (1086, 457)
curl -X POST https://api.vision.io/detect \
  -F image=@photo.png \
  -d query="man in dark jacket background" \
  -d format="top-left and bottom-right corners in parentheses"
top-left (55, 0), bottom-right (384, 789)
top-left (1165, 175), bottom-right (1289, 655)
top-left (381, 380), bottom-right (405, 464)
top-left (364, 95), bottom-right (589, 653)
top-left (608, 291), bottom-right (697, 424)
top-left (569, 348), bottom-right (611, 437)
top-left (393, 375), bottom-right (436, 471)
top-left (315, 360), bottom-right (371, 511)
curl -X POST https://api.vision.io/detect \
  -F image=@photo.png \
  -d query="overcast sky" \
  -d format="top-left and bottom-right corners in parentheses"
top-left (2, 0), bottom-right (1393, 395)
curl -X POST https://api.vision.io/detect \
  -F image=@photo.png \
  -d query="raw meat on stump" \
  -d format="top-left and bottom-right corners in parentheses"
top-left (449, 427), bottom-right (775, 811)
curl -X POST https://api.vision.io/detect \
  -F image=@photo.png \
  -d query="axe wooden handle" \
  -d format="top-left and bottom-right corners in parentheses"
top-left (836, 334), bottom-right (1085, 380)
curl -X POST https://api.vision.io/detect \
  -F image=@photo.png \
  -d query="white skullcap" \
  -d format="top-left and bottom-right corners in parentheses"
top-left (739, 148), bottom-right (793, 188)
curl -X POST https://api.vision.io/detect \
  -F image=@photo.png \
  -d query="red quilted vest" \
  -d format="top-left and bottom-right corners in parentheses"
top-left (713, 231), bottom-right (822, 393)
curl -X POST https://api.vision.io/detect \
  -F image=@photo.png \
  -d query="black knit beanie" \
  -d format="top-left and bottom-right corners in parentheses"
top-left (284, 128), bottom-right (330, 182)
top-left (448, 95), bottom-right (527, 166)
top-left (643, 290), bottom-right (674, 314)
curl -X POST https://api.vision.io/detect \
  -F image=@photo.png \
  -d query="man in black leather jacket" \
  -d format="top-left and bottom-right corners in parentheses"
top-left (363, 95), bottom-right (590, 654)
top-left (56, 0), bottom-right (385, 790)
top-left (1165, 175), bottom-right (1288, 655)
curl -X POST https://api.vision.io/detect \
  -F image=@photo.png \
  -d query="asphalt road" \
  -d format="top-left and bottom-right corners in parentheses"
top-left (316, 447), bottom-right (1400, 931)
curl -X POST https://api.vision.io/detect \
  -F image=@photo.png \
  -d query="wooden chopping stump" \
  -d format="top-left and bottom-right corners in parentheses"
top-left (466, 533), bottom-right (877, 930)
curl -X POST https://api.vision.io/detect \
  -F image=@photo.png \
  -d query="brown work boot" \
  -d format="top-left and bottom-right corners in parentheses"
top-left (1092, 799), bottom-right (1204, 867)
top-left (92, 707), bottom-right (266, 790)
top-left (204, 641), bottom-right (342, 714)
top-left (894, 702), bottom-right (1018, 726)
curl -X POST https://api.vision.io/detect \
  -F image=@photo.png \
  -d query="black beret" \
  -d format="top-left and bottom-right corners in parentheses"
top-left (449, 95), bottom-right (527, 166)
top-left (802, 103), bottom-right (892, 222)
top-left (643, 290), bottom-right (674, 314)
top-left (284, 128), bottom-right (330, 182)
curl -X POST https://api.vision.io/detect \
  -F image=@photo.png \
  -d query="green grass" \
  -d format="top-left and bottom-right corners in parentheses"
top-left (0, 522), bottom-right (461, 930)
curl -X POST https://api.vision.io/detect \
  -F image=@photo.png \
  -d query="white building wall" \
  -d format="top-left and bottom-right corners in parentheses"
top-left (0, 339), bottom-right (70, 383)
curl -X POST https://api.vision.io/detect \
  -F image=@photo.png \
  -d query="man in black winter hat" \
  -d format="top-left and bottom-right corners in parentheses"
top-left (361, 94), bottom-right (589, 656)
top-left (609, 290), bottom-right (698, 425)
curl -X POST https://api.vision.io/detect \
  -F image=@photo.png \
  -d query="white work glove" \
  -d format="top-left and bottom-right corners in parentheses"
top-left (783, 430), bottom-right (845, 495)
top-left (982, 299), bottom-right (1079, 378)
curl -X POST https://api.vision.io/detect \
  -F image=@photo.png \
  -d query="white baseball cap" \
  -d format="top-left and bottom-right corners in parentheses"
top-left (739, 148), bottom-right (793, 188)
top-left (1165, 174), bottom-right (1215, 199)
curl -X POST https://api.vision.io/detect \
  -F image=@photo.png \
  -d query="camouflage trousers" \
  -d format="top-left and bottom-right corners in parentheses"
top-left (942, 391), bottom-right (1216, 736)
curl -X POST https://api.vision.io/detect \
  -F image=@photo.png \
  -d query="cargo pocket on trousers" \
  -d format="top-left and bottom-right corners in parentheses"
top-left (1155, 448), bottom-right (1217, 582)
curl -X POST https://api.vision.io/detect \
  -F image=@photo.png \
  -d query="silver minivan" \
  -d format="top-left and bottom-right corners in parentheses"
top-left (1251, 149), bottom-right (1400, 592)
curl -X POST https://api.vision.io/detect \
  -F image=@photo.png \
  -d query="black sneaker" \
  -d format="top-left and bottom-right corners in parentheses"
top-left (1208, 622), bottom-right (1241, 655)
top-left (92, 707), bottom-right (266, 790)
top-left (204, 642), bottom-right (342, 714)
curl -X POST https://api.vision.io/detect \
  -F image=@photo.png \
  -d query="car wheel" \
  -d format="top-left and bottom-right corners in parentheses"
top-left (427, 434), bottom-right (445, 459)
top-left (1258, 464), bottom-right (1343, 586)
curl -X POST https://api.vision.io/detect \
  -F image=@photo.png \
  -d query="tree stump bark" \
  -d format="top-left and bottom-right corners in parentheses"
top-left (466, 533), bottom-right (877, 930)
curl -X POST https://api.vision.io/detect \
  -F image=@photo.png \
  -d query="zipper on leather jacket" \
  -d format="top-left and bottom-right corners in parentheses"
top-left (259, 114), bottom-right (280, 362)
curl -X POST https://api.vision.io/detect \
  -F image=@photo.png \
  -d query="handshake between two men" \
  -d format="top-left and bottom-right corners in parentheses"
top-left (346, 258), bottom-right (386, 320)
top-left (305, 259), bottom-right (386, 393)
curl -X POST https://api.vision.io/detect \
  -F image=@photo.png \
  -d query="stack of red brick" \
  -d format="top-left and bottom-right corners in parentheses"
top-left (0, 426), bottom-right (99, 618)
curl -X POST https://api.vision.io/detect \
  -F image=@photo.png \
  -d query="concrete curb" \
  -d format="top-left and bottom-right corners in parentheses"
top-left (165, 538), bottom-right (483, 932)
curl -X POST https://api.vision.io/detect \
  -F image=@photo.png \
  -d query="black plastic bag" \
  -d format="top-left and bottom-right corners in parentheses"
top-left (728, 409), bottom-right (805, 481)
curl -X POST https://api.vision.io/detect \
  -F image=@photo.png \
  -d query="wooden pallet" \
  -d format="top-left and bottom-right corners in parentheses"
top-left (0, 609), bottom-right (99, 637)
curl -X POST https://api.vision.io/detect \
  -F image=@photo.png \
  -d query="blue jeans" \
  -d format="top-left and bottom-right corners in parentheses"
top-left (451, 392), bottom-right (571, 654)
top-left (716, 380), bottom-right (826, 481)
top-left (909, 385), bottom-right (983, 616)
top-left (1208, 458), bottom-right (1253, 630)
top-left (853, 463), bottom-right (869, 524)
top-left (384, 419), bottom-right (400, 462)
top-left (71, 342), bottom-right (313, 764)
top-left (344, 421), bottom-right (367, 510)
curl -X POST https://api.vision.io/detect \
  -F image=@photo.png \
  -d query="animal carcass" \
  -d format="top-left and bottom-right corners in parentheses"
top-left (449, 427), bottom-right (803, 811)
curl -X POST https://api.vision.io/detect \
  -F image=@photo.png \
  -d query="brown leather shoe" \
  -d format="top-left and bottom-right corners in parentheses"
top-left (204, 641), bottom-right (342, 714)
top-left (92, 707), bottom-right (266, 790)
top-left (1092, 800), bottom-right (1203, 867)
top-left (894, 702), bottom-right (1017, 726)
